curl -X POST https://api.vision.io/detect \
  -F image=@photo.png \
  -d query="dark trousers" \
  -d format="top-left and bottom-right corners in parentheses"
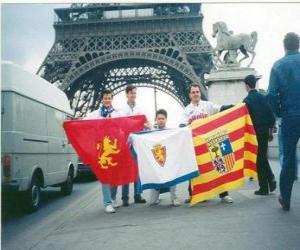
top-left (121, 179), bottom-right (143, 201)
top-left (188, 181), bottom-right (228, 198)
top-left (256, 128), bottom-right (275, 192)
top-left (280, 116), bottom-right (300, 206)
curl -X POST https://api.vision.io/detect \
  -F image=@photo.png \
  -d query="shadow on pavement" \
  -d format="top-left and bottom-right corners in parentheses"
top-left (1, 189), bottom-right (64, 224)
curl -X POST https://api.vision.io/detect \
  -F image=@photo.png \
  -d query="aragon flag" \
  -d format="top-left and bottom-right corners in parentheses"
top-left (63, 115), bottom-right (146, 186)
top-left (190, 104), bottom-right (258, 206)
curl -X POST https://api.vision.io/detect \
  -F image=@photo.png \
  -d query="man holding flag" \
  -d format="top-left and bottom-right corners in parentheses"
top-left (64, 89), bottom-right (146, 213)
top-left (119, 85), bottom-right (150, 206)
top-left (179, 83), bottom-right (234, 204)
top-left (84, 89), bottom-right (122, 213)
top-left (243, 75), bottom-right (276, 195)
top-left (149, 109), bottom-right (181, 206)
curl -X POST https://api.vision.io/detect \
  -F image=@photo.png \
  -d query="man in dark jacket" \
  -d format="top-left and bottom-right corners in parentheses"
top-left (243, 75), bottom-right (276, 195)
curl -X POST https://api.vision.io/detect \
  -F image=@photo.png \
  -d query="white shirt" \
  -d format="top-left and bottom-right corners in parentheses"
top-left (84, 108), bottom-right (122, 120)
top-left (181, 100), bottom-right (221, 125)
top-left (119, 102), bottom-right (152, 129)
top-left (120, 102), bottom-right (143, 116)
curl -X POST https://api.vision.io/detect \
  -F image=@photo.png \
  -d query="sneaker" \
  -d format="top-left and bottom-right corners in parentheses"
top-left (184, 197), bottom-right (191, 204)
top-left (172, 198), bottom-right (181, 207)
top-left (112, 200), bottom-right (120, 208)
top-left (122, 200), bottom-right (129, 207)
top-left (149, 199), bottom-right (160, 206)
top-left (278, 196), bottom-right (290, 211)
top-left (254, 189), bottom-right (268, 195)
top-left (134, 196), bottom-right (147, 204)
top-left (221, 195), bottom-right (234, 203)
top-left (105, 205), bottom-right (116, 213)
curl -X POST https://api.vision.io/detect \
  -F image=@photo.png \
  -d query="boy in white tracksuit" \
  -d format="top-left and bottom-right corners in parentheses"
top-left (149, 109), bottom-right (181, 206)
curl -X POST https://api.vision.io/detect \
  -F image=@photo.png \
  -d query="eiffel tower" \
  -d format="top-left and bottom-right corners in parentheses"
top-left (38, 3), bottom-right (213, 117)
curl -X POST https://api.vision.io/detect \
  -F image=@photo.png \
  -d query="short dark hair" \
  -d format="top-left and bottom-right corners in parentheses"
top-left (156, 109), bottom-right (167, 118)
top-left (244, 74), bottom-right (257, 89)
top-left (284, 32), bottom-right (299, 51)
top-left (189, 83), bottom-right (201, 93)
top-left (101, 89), bottom-right (113, 99)
top-left (125, 85), bottom-right (137, 94)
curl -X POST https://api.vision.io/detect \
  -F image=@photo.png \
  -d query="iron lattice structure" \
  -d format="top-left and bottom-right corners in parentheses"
top-left (38, 3), bottom-right (213, 117)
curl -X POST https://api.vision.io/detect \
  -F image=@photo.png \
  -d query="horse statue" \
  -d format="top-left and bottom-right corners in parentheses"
top-left (212, 21), bottom-right (257, 67)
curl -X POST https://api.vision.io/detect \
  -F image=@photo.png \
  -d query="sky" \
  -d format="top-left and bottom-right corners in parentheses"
top-left (1, 3), bottom-right (300, 127)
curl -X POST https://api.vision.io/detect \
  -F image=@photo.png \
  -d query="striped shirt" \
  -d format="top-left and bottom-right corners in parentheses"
top-left (181, 100), bottom-right (221, 126)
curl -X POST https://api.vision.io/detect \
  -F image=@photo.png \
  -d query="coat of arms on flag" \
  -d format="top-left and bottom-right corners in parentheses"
top-left (190, 104), bottom-right (258, 206)
top-left (151, 144), bottom-right (166, 167)
top-left (206, 130), bottom-right (235, 174)
top-left (130, 127), bottom-right (199, 190)
top-left (63, 115), bottom-right (146, 185)
top-left (97, 136), bottom-right (120, 169)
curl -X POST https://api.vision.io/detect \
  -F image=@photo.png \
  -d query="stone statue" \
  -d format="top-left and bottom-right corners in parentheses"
top-left (212, 21), bottom-right (257, 68)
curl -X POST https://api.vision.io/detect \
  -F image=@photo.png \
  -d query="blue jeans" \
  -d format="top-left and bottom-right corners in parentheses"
top-left (102, 184), bottom-right (112, 207)
top-left (280, 116), bottom-right (300, 206)
top-left (278, 125), bottom-right (298, 177)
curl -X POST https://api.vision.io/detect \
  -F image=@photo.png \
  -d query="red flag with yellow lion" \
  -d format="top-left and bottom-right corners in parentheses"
top-left (63, 115), bottom-right (145, 185)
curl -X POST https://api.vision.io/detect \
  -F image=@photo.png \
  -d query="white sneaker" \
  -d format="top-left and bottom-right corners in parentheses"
top-left (221, 195), bottom-right (234, 203)
top-left (112, 200), bottom-right (120, 208)
top-left (172, 198), bottom-right (181, 207)
top-left (149, 199), bottom-right (160, 206)
top-left (105, 204), bottom-right (116, 213)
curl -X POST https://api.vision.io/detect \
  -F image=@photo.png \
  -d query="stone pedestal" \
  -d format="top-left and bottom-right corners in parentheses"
top-left (206, 67), bottom-right (259, 106)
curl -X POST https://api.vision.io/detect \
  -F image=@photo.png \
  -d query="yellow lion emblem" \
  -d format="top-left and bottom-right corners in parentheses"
top-left (97, 136), bottom-right (120, 169)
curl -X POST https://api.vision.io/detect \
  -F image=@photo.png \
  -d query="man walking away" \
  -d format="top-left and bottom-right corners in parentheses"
top-left (267, 32), bottom-right (300, 211)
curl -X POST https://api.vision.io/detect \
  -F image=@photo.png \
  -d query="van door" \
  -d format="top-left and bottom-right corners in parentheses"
top-left (46, 106), bottom-right (68, 185)
top-left (13, 94), bottom-right (48, 190)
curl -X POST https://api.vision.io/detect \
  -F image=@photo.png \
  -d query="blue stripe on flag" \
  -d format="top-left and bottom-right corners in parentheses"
top-left (131, 128), bottom-right (169, 136)
top-left (141, 170), bottom-right (199, 190)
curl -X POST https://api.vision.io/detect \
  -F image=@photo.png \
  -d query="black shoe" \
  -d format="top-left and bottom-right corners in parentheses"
top-left (134, 196), bottom-right (146, 204)
top-left (122, 200), bottom-right (129, 207)
top-left (254, 189), bottom-right (268, 195)
top-left (278, 196), bottom-right (290, 211)
top-left (249, 177), bottom-right (254, 181)
top-left (269, 180), bottom-right (277, 192)
top-left (295, 176), bottom-right (298, 181)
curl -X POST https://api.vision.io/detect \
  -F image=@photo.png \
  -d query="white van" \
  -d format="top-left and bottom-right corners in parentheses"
top-left (1, 61), bottom-right (78, 212)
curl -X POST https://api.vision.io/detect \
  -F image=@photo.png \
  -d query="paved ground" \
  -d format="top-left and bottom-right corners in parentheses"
top-left (2, 160), bottom-right (300, 250)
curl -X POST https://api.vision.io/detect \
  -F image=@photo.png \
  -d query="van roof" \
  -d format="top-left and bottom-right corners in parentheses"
top-left (1, 61), bottom-right (73, 115)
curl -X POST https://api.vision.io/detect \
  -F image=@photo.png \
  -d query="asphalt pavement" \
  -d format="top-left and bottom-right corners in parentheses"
top-left (1, 160), bottom-right (300, 250)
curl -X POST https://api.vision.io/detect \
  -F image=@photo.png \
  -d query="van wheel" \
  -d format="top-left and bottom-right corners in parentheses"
top-left (61, 171), bottom-right (73, 196)
top-left (24, 175), bottom-right (41, 212)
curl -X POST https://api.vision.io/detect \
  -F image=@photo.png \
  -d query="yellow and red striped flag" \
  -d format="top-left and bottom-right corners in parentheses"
top-left (190, 104), bottom-right (258, 206)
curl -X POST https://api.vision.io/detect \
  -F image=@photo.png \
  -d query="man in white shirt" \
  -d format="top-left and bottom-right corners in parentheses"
top-left (117, 85), bottom-right (150, 206)
top-left (179, 83), bottom-right (234, 204)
